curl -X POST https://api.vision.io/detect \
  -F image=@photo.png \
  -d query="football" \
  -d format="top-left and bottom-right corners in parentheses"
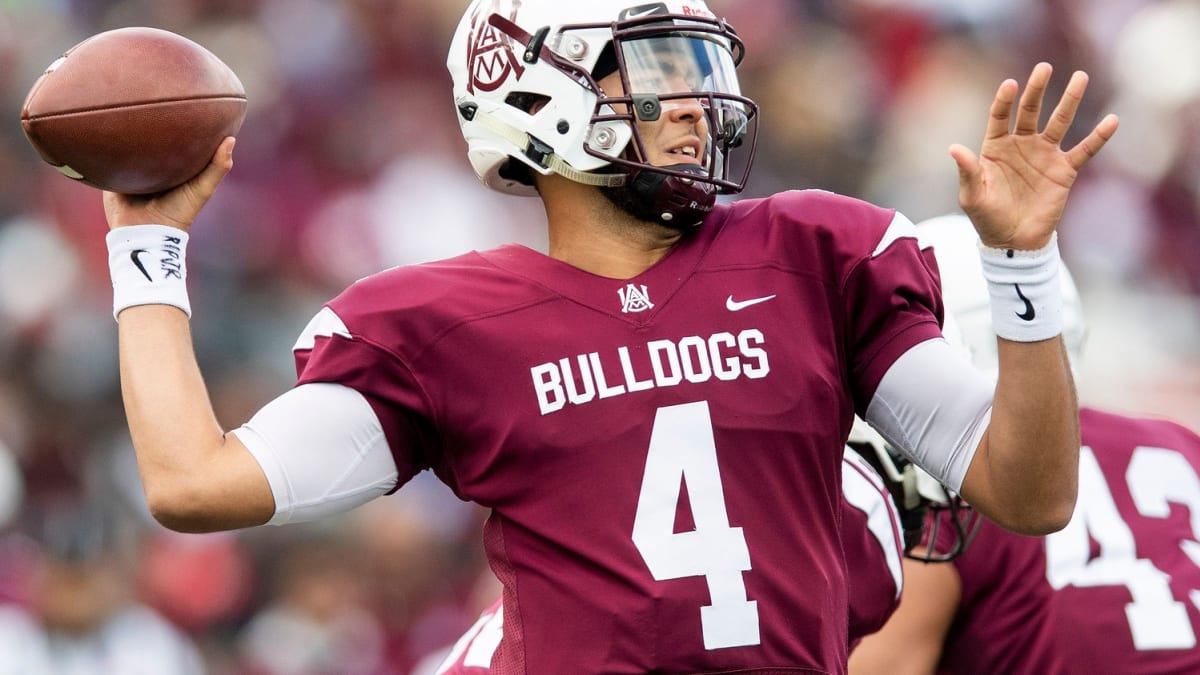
top-left (20, 26), bottom-right (247, 194)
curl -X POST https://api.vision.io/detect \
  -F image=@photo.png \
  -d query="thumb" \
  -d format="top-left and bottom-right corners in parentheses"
top-left (949, 143), bottom-right (982, 206)
top-left (186, 136), bottom-right (236, 204)
top-left (949, 143), bottom-right (978, 185)
top-left (166, 136), bottom-right (236, 228)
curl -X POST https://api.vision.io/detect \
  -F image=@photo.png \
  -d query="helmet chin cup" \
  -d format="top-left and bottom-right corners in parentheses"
top-left (621, 163), bottom-right (717, 228)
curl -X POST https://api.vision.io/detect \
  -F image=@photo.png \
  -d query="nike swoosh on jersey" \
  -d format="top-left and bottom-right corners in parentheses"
top-left (726, 294), bottom-right (777, 311)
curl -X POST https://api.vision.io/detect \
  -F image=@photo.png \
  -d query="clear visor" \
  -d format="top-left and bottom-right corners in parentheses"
top-left (617, 33), bottom-right (752, 172)
top-left (620, 33), bottom-right (743, 98)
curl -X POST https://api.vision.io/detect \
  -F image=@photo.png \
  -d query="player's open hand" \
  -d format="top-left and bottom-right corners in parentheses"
top-left (951, 63), bottom-right (1119, 250)
top-left (103, 136), bottom-right (236, 232)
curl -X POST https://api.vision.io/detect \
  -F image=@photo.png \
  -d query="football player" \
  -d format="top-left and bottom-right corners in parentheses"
top-left (99, 0), bottom-right (1117, 671)
top-left (849, 214), bottom-right (1200, 674)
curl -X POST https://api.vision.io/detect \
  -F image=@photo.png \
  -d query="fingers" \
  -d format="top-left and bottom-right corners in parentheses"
top-left (104, 137), bottom-right (236, 230)
top-left (1043, 71), bottom-right (1088, 145)
top-left (1014, 62), bottom-right (1053, 135)
top-left (983, 78), bottom-right (1020, 141)
top-left (1065, 113), bottom-right (1120, 169)
top-left (982, 63), bottom-right (1115, 167)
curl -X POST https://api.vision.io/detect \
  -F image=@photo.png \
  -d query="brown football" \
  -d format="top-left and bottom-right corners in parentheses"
top-left (20, 26), bottom-right (247, 194)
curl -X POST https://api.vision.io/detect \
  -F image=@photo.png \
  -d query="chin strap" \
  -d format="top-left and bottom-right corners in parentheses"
top-left (474, 110), bottom-right (626, 188)
top-left (626, 163), bottom-right (716, 227)
top-left (474, 109), bottom-right (714, 227)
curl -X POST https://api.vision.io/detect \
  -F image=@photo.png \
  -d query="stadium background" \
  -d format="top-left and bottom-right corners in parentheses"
top-left (0, 0), bottom-right (1197, 672)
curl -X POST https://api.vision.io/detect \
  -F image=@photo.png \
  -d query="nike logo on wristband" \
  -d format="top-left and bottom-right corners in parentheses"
top-left (131, 249), bottom-right (153, 282)
top-left (1014, 284), bottom-right (1036, 321)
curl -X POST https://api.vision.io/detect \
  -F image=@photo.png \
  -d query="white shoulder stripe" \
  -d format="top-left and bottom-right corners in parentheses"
top-left (293, 306), bottom-right (351, 352)
top-left (872, 211), bottom-right (921, 257)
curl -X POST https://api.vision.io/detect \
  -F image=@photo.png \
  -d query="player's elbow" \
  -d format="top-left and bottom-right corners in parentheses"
top-left (1031, 490), bottom-right (1077, 535)
top-left (1004, 507), bottom-right (1072, 536)
top-left (995, 486), bottom-right (1077, 536)
top-left (143, 476), bottom-right (230, 534)
top-left (1019, 461), bottom-right (1080, 535)
top-left (138, 435), bottom-right (274, 533)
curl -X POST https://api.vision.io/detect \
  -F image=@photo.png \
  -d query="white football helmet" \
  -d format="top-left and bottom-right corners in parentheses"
top-left (447, 0), bottom-right (759, 227)
top-left (917, 213), bottom-right (1087, 374)
top-left (848, 413), bottom-right (980, 563)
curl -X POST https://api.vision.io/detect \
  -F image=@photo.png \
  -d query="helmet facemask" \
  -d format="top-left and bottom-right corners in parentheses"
top-left (915, 491), bottom-right (983, 564)
top-left (587, 17), bottom-right (759, 227)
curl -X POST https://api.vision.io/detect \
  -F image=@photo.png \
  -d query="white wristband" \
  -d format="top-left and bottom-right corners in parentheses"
top-left (978, 233), bottom-right (1062, 342)
top-left (106, 225), bottom-right (191, 320)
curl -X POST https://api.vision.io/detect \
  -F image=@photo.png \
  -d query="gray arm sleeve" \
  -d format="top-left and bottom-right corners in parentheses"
top-left (865, 337), bottom-right (994, 492)
top-left (231, 382), bottom-right (399, 525)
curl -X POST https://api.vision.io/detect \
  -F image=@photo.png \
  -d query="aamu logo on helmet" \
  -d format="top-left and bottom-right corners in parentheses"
top-left (466, 0), bottom-right (526, 94)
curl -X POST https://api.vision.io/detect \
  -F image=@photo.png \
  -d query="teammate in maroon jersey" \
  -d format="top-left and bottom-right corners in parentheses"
top-left (850, 214), bottom-right (1200, 675)
top-left (99, 0), bottom-right (1117, 671)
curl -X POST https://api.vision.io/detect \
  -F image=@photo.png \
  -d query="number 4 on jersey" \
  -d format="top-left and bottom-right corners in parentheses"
top-left (632, 401), bottom-right (761, 650)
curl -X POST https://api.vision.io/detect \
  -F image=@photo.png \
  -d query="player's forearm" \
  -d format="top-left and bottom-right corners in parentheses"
top-left (966, 336), bottom-right (1079, 535)
top-left (849, 555), bottom-right (958, 675)
top-left (118, 305), bottom-right (273, 531)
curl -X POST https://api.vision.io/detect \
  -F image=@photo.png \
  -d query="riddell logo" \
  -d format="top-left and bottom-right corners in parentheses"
top-left (466, 0), bottom-right (525, 94)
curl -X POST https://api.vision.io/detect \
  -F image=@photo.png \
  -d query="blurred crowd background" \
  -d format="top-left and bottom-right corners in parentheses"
top-left (0, 0), bottom-right (1198, 673)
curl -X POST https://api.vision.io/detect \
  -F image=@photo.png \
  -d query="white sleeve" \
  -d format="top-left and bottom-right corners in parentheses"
top-left (231, 382), bottom-right (400, 525)
top-left (864, 337), bottom-right (994, 492)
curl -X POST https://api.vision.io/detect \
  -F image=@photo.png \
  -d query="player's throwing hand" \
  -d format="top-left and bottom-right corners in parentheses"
top-left (102, 136), bottom-right (236, 232)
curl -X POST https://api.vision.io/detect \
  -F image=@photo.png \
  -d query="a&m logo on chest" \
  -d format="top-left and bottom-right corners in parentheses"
top-left (619, 284), bottom-right (654, 314)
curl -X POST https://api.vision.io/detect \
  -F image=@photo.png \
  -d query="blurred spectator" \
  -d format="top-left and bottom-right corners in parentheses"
top-left (0, 502), bottom-right (204, 675)
top-left (343, 474), bottom-right (490, 674)
top-left (0, 440), bottom-right (22, 532)
top-left (238, 531), bottom-right (385, 675)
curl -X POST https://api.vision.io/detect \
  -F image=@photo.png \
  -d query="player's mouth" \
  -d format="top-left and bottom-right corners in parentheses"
top-left (663, 138), bottom-right (704, 166)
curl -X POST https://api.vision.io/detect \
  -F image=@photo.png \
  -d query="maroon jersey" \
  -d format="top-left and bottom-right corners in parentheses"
top-left (933, 407), bottom-right (1200, 674)
top-left (293, 191), bottom-right (942, 674)
top-left (436, 451), bottom-right (905, 674)
top-left (1045, 408), bottom-right (1200, 674)
top-left (932, 516), bottom-right (1067, 675)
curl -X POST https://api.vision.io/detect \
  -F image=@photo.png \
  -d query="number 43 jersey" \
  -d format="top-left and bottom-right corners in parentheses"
top-left (931, 407), bottom-right (1200, 675)
top-left (1047, 408), bottom-right (1200, 674)
top-left (293, 190), bottom-right (943, 674)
